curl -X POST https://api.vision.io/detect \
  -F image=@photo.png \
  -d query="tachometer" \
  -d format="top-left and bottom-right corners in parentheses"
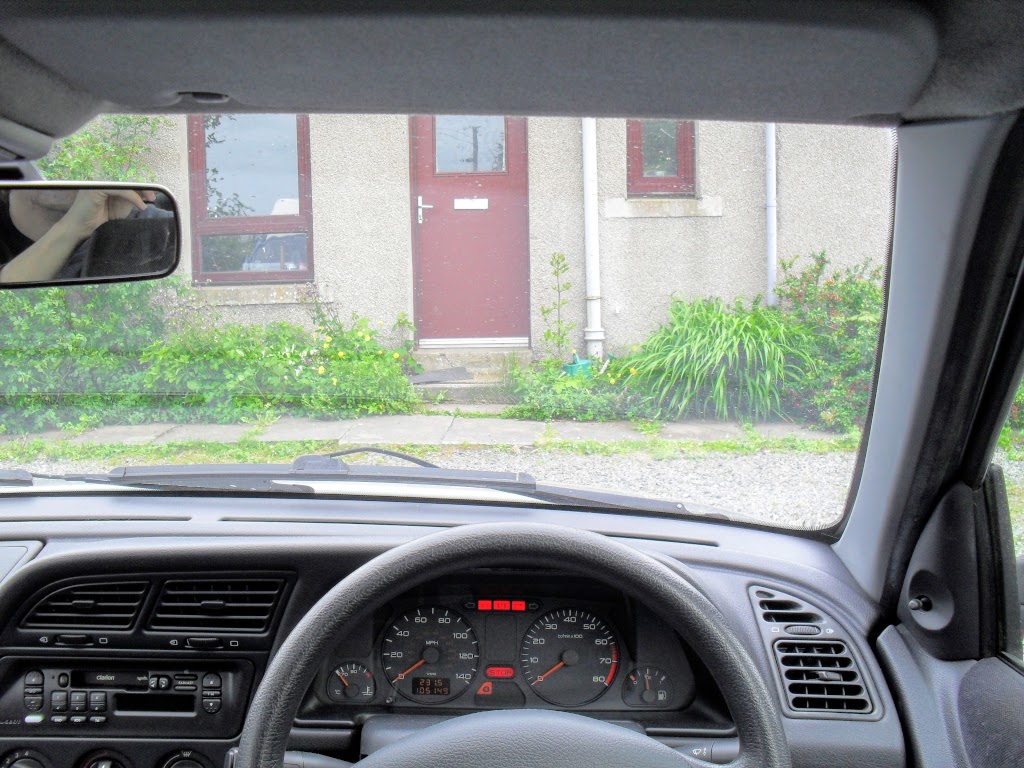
top-left (382, 606), bottom-right (479, 704)
top-left (520, 608), bottom-right (619, 706)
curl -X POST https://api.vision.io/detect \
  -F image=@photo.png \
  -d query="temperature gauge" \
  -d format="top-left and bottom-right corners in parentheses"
top-left (622, 666), bottom-right (673, 708)
top-left (327, 662), bottom-right (376, 703)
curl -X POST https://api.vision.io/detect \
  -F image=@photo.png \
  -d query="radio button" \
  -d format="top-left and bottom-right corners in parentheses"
top-left (50, 714), bottom-right (68, 724)
top-left (57, 673), bottom-right (69, 688)
top-left (69, 691), bottom-right (87, 712)
top-left (201, 690), bottom-right (221, 698)
top-left (23, 696), bottom-right (43, 712)
top-left (201, 673), bottom-right (221, 689)
top-left (51, 691), bottom-right (69, 712)
top-left (174, 674), bottom-right (198, 682)
top-left (201, 699), bottom-right (222, 714)
top-left (24, 671), bottom-right (44, 686)
top-left (174, 684), bottom-right (197, 692)
top-left (88, 692), bottom-right (107, 712)
top-left (88, 716), bottom-right (107, 724)
top-left (23, 687), bottom-right (43, 696)
top-left (69, 715), bottom-right (88, 724)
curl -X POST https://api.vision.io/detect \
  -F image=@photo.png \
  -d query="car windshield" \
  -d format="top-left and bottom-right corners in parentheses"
top-left (0, 113), bottom-right (896, 531)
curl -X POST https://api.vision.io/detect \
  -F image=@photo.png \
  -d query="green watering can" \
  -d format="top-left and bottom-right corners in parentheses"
top-left (562, 353), bottom-right (593, 378)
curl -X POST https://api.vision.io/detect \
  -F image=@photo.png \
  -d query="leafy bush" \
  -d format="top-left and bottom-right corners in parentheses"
top-left (0, 282), bottom-right (417, 433)
top-left (626, 297), bottom-right (813, 421)
top-left (503, 360), bottom-right (652, 422)
top-left (141, 318), bottom-right (416, 423)
top-left (775, 251), bottom-right (883, 431)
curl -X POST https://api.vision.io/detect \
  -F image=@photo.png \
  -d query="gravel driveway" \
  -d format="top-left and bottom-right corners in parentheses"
top-left (7, 449), bottom-right (1023, 532)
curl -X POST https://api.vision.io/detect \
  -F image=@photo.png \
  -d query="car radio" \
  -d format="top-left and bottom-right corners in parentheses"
top-left (0, 659), bottom-right (253, 738)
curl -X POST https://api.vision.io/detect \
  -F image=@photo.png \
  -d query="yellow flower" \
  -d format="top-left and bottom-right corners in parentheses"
top-left (323, 342), bottom-right (330, 349)
top-left (317, 366), bottom-right (325, 375)
top-left (610, 378), bottom-right (617, 384)
top-left (629, 367), bottom-right (636, 375)
top-left (332, 377), bottom-right (338, 385)
top-left (337, 351), bottom-right (345, 358)
top-left (324, 335), bottom-right (333, 343)
top-left (377, 350), bottom-right (384, 356)
top-left (356, 331), bottom-right (364, 339)
top-left (393, 352), bottom-right (401, 359)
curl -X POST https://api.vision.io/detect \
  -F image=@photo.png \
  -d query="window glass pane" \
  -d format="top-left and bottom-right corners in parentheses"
top-left (999, 392), bottom-right (1024, 660)
top-left (200, 232), bottom-right (308, 273)
top-left (435, 116), bottom-right (506, 173)
top-left (642, 120), bottom-right (679, 177)
top-left (204, 115), bottom-right (299, 217)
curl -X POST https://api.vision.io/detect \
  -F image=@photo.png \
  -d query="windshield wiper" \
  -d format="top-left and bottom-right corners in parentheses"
top-left (3, 450), bottom-right (699, 518)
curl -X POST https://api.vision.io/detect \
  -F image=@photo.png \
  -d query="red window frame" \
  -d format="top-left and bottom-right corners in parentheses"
top-left (187, 114), bottom-right (314, 284)
top-left (626, 119), bottom-right (696, 196)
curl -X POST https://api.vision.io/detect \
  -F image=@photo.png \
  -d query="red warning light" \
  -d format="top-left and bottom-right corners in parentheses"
top-left (511, 600), bottom-right (526, 612)
top-left (477, 600), bottom-right (493, 611)
top-left (477, 682), bottom-right (494, 696)
top-left (493, 600), bottom-right (511, 611)
top-left (485, 666), bottom-right (516, 679)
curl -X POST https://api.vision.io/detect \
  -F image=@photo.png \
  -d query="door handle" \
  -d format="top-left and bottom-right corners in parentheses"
top-left (417, 195), bottom-right (434, 224)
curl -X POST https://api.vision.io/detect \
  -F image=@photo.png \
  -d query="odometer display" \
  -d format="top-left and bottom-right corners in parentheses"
top-left (382, 606), bottom-right (479, 703)
top-left (520, 608), bottom-right (619, 706)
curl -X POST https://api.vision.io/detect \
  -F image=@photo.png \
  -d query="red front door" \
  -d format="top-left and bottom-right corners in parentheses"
top-left (410, 115), bottom-right (530, 345)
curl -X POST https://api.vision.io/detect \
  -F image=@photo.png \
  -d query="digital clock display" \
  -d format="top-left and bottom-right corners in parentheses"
top-left (412, 677), bottom-right (451, 696)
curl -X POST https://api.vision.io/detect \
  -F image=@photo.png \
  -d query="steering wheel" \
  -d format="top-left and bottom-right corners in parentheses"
top-left (236, 522), bottom-right (791, 768)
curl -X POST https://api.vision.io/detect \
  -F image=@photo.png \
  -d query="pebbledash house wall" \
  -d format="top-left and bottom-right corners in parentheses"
top-left (144, 116), bottom-right (893, 354)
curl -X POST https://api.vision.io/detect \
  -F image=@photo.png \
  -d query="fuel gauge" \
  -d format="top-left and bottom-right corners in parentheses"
top-left (327, 662), bottom-right (376, 703)
top-left (622, 666), bottom-right (673, 708)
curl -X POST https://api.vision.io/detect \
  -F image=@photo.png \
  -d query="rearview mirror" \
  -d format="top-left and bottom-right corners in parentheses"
top-left (0, 181), bottom-right (179, 287)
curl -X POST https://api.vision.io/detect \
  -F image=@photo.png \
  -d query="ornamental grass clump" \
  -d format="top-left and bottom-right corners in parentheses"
top-left (628, 297), bottom-right (814, 421)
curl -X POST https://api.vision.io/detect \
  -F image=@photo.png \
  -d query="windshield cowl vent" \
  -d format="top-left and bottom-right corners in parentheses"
top-left (147, 578), bottom-right (285, 634)
top-left (22, 581), bottom-right (149, 630)
top-left (774, 640), bottom-right (872, 713)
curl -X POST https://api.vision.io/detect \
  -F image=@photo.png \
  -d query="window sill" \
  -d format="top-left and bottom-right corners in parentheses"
top-left (192, 283), bottom-right (312, 306)
top-left (604, 196), bottom-right (723, 219)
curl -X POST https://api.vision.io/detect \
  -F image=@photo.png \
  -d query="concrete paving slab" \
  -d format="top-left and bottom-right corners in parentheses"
top-left (753, 422), bottom-right (827, 440)
top-left (660, 421), bottom-right (745, 441)
top-left (0, 429), bottom-right (67, 444)
top-left (442, 417), bottom-right (544, 446)
top-left (339, 414), bottom-right (453, 445)
top-left (70, 424), bottom-right (175, 445)
top-left (155, 423), bottom-right (252, 444)
top-left (548, 421), bottom-right (645, 441)
top-left (255, 417), bottom-right (347, 443)
top-left (421, 403), bottom-right (508, 416)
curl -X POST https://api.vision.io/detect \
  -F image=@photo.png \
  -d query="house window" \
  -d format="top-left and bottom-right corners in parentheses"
top-left (626, 119), bottom-right (696, 196)
top-left (187, 114), bottom-right (313, 282)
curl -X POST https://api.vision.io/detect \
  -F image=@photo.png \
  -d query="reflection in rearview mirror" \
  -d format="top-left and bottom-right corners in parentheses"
top-left (0, 182), bottom-right (179, 287)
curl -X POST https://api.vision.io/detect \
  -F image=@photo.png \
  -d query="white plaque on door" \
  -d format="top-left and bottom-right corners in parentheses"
top-left (453, 198), bottom-right (489, 210)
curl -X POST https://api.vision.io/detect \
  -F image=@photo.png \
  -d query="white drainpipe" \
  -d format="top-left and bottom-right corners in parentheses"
top-left (765, 122), bottom-right (778, 305)
top-left (582, 117), bottom-right (605, 358)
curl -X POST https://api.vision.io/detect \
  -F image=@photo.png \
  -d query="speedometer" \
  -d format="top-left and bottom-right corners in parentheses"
top-left (520, 608), bottom-right (619, 706)
top-left (382, 606), bottom-right (479, 704)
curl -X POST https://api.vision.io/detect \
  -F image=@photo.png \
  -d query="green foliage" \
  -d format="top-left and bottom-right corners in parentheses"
top-left (0, 281), bottom-right (418, 432)
top-left (141, 319), bottom-right (415, 423)
top-left (36, 115), bottom-right (173, 182)
top-left (539, 252), bottom-right (576, 359)
top-left (503, 359), bottom-right (652, 422)
top-left (626, 297), bottom-right (814, 421)
top-left (775, 251), bottom-right (883, 432)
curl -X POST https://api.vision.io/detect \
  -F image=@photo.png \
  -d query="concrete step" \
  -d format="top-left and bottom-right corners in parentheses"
top-left (414, 380), bottom-right (516, 405)
top-left (412, 348), bottom-right (530, 384)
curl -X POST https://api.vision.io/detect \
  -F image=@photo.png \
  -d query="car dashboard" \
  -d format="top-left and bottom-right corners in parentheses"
top-left (0, 493), bottom-right (905, 768)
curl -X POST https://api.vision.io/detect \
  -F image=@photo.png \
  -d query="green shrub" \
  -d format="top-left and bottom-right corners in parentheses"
top-left (0, 281), bottom-right (176, 431)
top-left (627, 297), bottom-right (813, 421)
top-left (503, 360), bottom-right (652, 421)
top-left (0, 282), bottom-right (418, 432)
top-left (775, 251), bottom-right (883, 431)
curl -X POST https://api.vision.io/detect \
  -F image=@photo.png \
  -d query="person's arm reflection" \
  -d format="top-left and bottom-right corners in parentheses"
top-left (0, 188), bottom-right (155, 283)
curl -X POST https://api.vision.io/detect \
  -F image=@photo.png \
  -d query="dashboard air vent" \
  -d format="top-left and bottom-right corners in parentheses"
top-left (752, 588), bottom-right (823, 625)
top-left (22, 581), bottom-right (149, 630)
top-left (774, 640), bottom-right (872, 713)
top-left (148, 578), bottom-right (285, 633)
